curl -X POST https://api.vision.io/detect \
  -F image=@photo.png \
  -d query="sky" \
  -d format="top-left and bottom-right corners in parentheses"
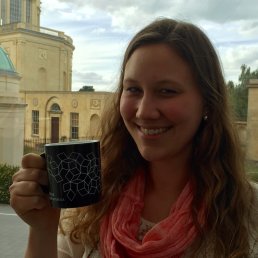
top-left (40, 0), bottom-right (258, 92)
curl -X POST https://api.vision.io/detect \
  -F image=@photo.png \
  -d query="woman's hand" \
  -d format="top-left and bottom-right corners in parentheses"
top-left (9, 153), bottom-right (60, 230)
top-left (9, 153), bottom-right (60, 258)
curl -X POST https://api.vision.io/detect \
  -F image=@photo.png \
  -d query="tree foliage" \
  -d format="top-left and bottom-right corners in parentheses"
top-left (227, 65), bottom-right (258, 121)
top-left (79, 85), bottom-right (95, 92)
top-left (0, 164), bottom-right (19, 203)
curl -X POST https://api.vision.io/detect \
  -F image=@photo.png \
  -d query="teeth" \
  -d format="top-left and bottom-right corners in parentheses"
top-left (141, 127), bottom-right (168, 135)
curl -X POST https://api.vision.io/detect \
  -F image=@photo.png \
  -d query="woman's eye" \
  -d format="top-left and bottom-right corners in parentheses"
top-left (124, 86), bottom-right (141, 93)
top-left (159, 88), bottom-right (178, 95)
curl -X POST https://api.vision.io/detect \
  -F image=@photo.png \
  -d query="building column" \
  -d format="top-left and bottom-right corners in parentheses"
top-left (246, 79), bottom-right (258, 161)
top-left (6, 0), bottom-right (10, 24)
top-left (21, 0), bottom-right (26, 23)
top-left (30, 0), bottom-right (40, 27)
top-left (16, 39), bottom-right (26, 89)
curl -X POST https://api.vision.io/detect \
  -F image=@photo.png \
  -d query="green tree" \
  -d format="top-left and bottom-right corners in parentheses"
top-left (226, 80), bottom-right (235, 110)
top-left (228, 65), bottom-right (258, 121)
top-left (79, 85), bottom-right (95, 92)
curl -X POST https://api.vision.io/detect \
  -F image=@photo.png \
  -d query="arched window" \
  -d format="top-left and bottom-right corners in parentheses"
top-left (50, 103), bottom-right (61, 113)
top-left (90, 114), bottom-right (100, 137)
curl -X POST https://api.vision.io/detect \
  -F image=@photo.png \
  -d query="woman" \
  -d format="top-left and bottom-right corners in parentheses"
top-left (10, 18), bottom-right (258, 258)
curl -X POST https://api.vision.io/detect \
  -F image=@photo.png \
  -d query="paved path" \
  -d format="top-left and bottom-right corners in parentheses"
top-left (0, 204), bottom-right (28, 258)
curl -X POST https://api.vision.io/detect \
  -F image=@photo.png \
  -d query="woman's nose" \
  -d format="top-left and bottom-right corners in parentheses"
top-left (136, 95), bottom-right (160, 119)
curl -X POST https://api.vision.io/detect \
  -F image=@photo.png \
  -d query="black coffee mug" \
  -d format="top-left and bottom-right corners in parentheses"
top-left (43, 140), bottom-right (101, 208)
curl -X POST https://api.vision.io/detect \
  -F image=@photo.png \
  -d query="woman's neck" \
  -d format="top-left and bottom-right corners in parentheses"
top-left (147, 158), bottom-right (191, 195)
top-left (142, 159), bottom-right (191, 223)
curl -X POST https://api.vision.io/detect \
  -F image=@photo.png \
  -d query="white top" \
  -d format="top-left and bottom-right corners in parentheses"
top-left (58, 217), bottom-right (155, 258)
top-left (57, 183), bottom-right (258, 258)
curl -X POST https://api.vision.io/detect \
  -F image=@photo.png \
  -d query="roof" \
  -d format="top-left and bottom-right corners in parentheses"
top-left (0, 47), bottom-right (16, 73)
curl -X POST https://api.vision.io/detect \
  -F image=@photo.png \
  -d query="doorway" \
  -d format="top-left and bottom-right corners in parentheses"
top-left (51, 117), bottom-right (59, 143)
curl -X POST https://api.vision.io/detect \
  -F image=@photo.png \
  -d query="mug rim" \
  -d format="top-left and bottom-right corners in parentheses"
top-left (45, 140), bottom-right (100, 147)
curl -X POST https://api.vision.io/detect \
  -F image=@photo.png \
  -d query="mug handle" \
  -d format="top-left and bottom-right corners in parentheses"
top-left (39, 152), bottom-right (49, 194)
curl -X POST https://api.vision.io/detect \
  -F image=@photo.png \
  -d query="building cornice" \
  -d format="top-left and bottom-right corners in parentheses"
top-left (247, 79), bottom-right (258, 88)
top-left (20, 90), bottom-right (113, 95)
top-left (0, 70), bottom-right (21, 79)
top-left (0, 23), bottom-right (74, 49)
top-left (0, 103), bottom-right (27, 108)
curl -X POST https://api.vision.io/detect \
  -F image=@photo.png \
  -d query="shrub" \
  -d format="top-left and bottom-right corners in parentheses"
top-left (0, 164), bottom-right (19, 204)
top-left (245, 160), bottom-right (258, 183)
top-left (248, 172), bottom-right (258, 183)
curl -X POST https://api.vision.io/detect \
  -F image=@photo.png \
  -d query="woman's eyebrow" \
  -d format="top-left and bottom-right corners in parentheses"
top-left (123, 78), bottom-right (139, 84)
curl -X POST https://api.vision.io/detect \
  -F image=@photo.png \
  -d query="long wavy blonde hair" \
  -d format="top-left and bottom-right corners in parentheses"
top-left (61, 18), bottom-right (257, 257)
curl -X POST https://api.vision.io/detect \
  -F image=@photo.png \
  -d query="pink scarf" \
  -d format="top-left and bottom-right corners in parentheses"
top-left (100, 169), bottom-right (204, 258)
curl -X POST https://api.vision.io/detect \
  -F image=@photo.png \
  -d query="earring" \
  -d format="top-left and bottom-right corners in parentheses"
top-left (203, 114), bottom-right (208, 121)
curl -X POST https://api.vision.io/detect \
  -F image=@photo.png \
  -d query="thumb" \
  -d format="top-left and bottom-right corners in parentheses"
top-left (22, 153), bottom-right (46, 169)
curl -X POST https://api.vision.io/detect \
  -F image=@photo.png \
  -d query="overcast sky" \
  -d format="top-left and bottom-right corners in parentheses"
top-left (40, 0), bottom-right (258, 92)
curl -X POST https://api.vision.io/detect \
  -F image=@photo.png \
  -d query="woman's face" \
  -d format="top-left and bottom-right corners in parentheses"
top-left (119, 43), bottom-right (204, 164)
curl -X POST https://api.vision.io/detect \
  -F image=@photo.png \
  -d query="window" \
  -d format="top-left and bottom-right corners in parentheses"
top-left (1, 0), bottom-right (6, 25)
top-left (70, 113), bottom-right (79, 139)
top-left (32, 110), bottom-right (39, 135)
top-left (10, 0), bottom-right (22, 23)
top-left (50, 103), bottom-right (61, 113)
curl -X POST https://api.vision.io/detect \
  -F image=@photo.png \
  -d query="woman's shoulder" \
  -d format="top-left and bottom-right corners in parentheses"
top-left (58, 233), bottom-right (102, 258)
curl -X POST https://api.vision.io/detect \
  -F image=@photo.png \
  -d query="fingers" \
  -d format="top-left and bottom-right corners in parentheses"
top-left (22, 153), bottom-right (46, 169)
top-left (10, 154), bottom-right (49, 208)
top-left (12, 167), bottom-right (48, 186)
top-left (9, 178), bottom-right (50, 213)
top-left (9, 181), bottom-right (45, 196)
top-left (9, 194), bottom-right (50, 216)
top-left (9, 154), bottom-right (59, 230)
top-left (9, 169), bottom-right (51, 217)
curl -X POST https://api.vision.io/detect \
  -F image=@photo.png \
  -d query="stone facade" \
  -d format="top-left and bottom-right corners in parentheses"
top-left (0, 0), bottom-right (111, 165)
top-left (1, 1), bottom-right (257, 163)
top-left (0, 0), bottom-right (40, 27)
top-left (0, 48), bottom-right (26, 166)
top-left (0, 0), bottom-right (74, 92)
top-left (246, 79), bottom-right (258, 161)
top-left (21, 90), bottom-right (113, 142)
top-left (0, 23), bottom-right (74, 92)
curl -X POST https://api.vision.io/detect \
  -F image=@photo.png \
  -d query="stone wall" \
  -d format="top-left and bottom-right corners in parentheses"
top-left (0, 22), bottom-right (74, 92)
top-left (246, 79), bottom-right (258, 161)
top-left (20, 91), bottom-right (113, 141)
top-left (0, 72), bottom-right (26, 166)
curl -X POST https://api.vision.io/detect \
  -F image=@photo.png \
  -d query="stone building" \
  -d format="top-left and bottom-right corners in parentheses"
top-left (1, 0), bottom-right (257, 162)
top-left (21, 90), bottom-right (112, 143)
top-left (0, 47), bottom-right (26, 166)
top-left (246, 79), bottom-right (258, 161)
top-left (0, 0), bottom-right (74, 91)
top-left (0, 0), bottom-right (112, 157)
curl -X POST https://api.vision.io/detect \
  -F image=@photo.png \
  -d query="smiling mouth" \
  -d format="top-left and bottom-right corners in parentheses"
top-left (140, 127), bottom-right (170, 135)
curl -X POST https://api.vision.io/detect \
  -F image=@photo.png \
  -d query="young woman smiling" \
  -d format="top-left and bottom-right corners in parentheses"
top-left (10, 18), bottom-right (258, 258)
